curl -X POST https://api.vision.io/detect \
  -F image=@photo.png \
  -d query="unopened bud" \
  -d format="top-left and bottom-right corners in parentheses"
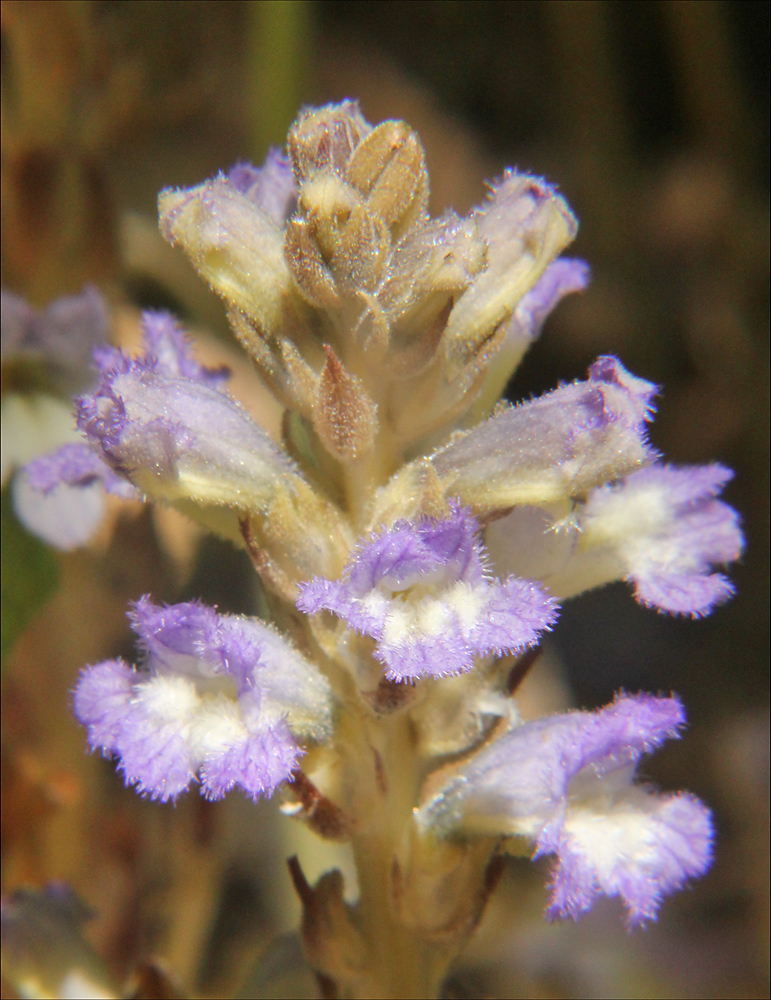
top-left (346, 120), bottom-right (429, 231)
top-left (288, 101), bottom-right (371, 180)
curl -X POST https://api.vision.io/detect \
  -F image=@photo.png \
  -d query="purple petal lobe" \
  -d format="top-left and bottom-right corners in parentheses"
top-left (581, 463), bottom-right (743, 616)
top-left (199, 718), bottom-right (300, 801)
top-left (546, 790), bottom-right (713, 926)
top-left (12, 472), bottom-right (106, 550)
top-left (228, 149), bottom-right (297, 225)
top-left (417, 693), bottom-right (712, 925)
top-left (23, 443), bottom-right (137, 498)
top-left (298, 503), bottom-right (558, 681)
top-left (140, 311), bottom-right (230, 386)
top-left (73, 659), bottom-right (135, 754)
top-left (514, 257), bottom-right (590, 340)
top-left (431, 357), bottom-right (658, 514)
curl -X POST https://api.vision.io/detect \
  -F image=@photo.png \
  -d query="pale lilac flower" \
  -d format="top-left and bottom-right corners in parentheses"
top-left (488, 462), bottom-right (743, 617)
top-left (2, 286), bottom-right (115, 548)
top-left (38, 103), bottom-right (742, 985)
top-left (74, 598), bottom-right (332, 802)
top-left (298, 502), bottom-right (558, 681)
top-left (74, 311), bottom-right (296, 512)
top-left (431, 356), bottom-right (658, 515)
top-left (14, 309), bottom-right (234, 548)
top-left (13, 444), bottom-right (136, 551)
top-left (581, 463), bottom-right (742, 615)
top-left (1, 286), bottom-right (108, 394)
top-left (416, 693), bottom-right (713, 925)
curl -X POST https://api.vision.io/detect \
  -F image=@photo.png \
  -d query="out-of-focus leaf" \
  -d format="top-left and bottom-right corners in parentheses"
top-left (1, 484), bottom-right (59, 673)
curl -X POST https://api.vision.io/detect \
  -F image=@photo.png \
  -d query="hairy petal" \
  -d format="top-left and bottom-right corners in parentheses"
top-left (547, 788), bottom-right (713, 925)
top-left (76, 357), bottom-right (297, 512)
top-left (74, 600), bottom-right (332, 802)
top-left (582, 464), bottom-right (743, 616)
top-left (491, 464), bottom-right (743, 616)
top-left (432, 356), bottom-right (657, 514)
top-left (298, 503), bottom-right (558, 680)
top-left (23, 443), bottom-right (137, 498)
top-left (347, 504), bottom-right (484, 594)
top-left (130, 597), bottom-right (333, 738)
top-left (139, 311), bottom-right (230, 386)
top-left (416, 693), bottom-right (712, 924)
top-left (73, 659), bottom-right (135, 754)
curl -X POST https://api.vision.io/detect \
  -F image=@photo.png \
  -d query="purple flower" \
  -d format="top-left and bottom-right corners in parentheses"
top-left (442, 172), bottom-right (579, 361)
top-left (488, 463), bottom-right (743, 618)
top-left (1, 286), bottom-right (109, 393)
top-left (2, 286), bottom-right (120, 548)
top-left (13, 310), bottom-right (251, 546)
top-left (416, 693), bottom-right (713, 925)
top-left (75, 312), bottom-right (296, 511)
top-left (13, 443), bottom-right (137, 550)
top-left (15, 443), bottom-right (138, 550)
top-left (74, 598), bottom-right (333, 802)
top-left (297, 502), bottom-right (558, 681)
top-left (581, 463), bottom-right (743, 616)
top-left (431, 356), bottom-right (658, 515)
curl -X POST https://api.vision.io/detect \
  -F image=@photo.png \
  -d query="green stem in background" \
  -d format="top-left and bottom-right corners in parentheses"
top-left (247, 0), bottom-right (314, 160)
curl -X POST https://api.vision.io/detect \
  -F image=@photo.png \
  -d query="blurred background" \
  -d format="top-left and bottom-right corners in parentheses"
top-left (1, 2), bottom-right (768, 997)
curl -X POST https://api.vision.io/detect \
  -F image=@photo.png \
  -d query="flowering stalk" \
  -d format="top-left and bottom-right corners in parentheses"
top-left (32, 103), bottom-right (742, 998)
